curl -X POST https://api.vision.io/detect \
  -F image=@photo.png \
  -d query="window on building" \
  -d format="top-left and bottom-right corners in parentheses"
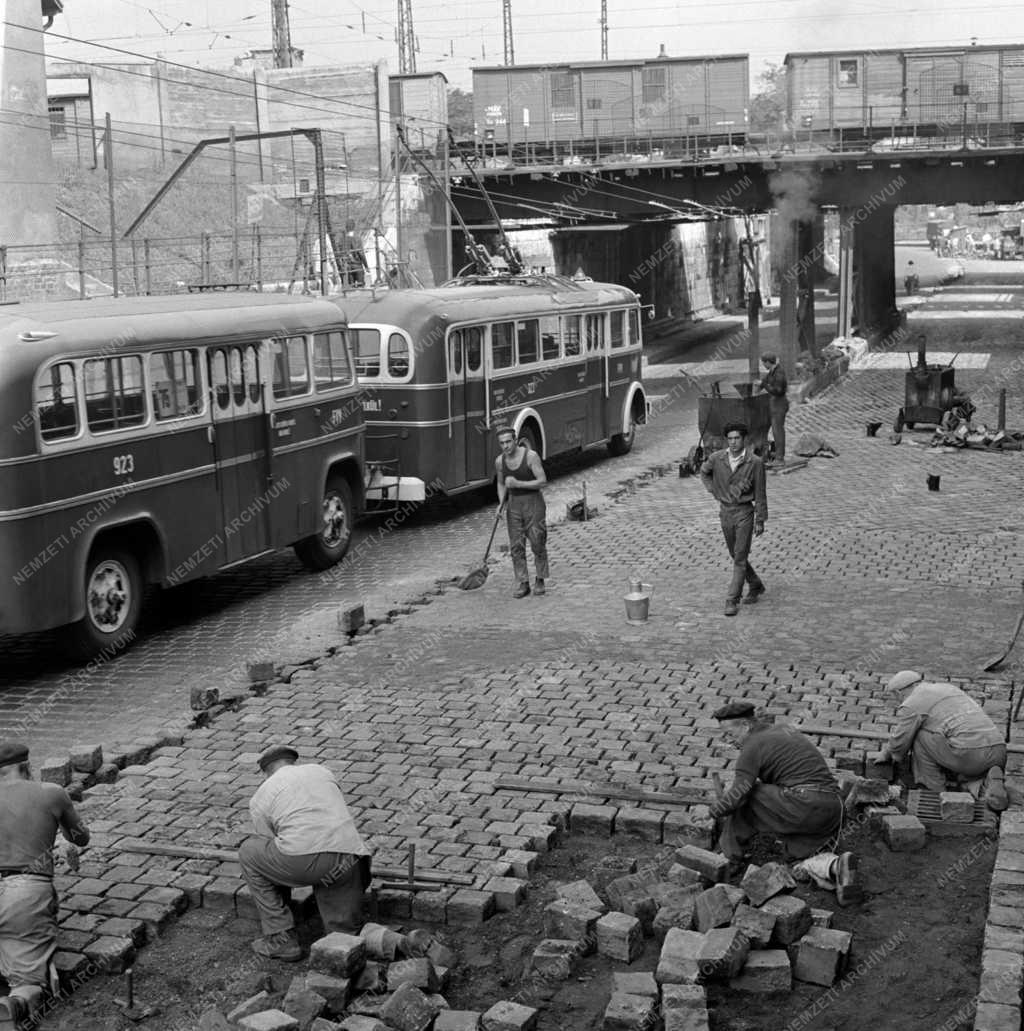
top-left (516, 320), bottom-right (539, 365)
top-left (642, 67), bottom-right (667, 104)
top-left (562, 315), bottom-right (581, 357)
top-left (492, 322), bottom-right (514, 369)
top-left (550, 72), bottom-right (576, 111)
top-left (151, 349), bottom-right (201, 420)
top-left (271, 337), bottom-right (310, 399)
top-left (314, 331), bottom-right (354, 389)
top-left (48, 105), bottom-right (67, 140)
top-left (387, 332), bottom-right (410, 377)
top-left (540, 316), bottom-right (560, 360)
top-left (838, 60), bottom-right (859, 86)
top-left (36, 361), bottom-right (79, 441)
top-left (84, 355), bottom-right (146, 432)
top-left (351, 328), bottom-right (381, 378)
top-left (586, 98), bottom-right (603, 111)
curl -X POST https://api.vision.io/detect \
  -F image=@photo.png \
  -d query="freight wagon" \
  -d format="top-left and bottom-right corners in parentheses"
top-left (471, 51), bottom-right (749, 159)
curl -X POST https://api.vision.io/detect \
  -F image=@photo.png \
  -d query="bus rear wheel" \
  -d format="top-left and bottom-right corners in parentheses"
top-left (518, 424), bottom-right (541, 456)
top-left (294, 478), bottom-right (354, 570)
top-left (608, 418), bottom-right (636, 456)
top-left (67, 546), bottom-right (143, 660)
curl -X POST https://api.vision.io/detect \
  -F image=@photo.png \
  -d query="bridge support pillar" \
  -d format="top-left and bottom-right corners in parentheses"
top-left (776, 219), bottom-right (818, 377)
top-left (838, 203), bottom-right (899, 340)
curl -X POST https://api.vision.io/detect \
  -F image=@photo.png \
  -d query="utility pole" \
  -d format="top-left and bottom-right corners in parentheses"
top-left (600, 0), bottom-right (608, 60)
top-left (397, 0), bottom-right (416, 73)
top-left (272, 0), bottom-right (294, 69)
top-left (502, 0), bottom-right (514, 65)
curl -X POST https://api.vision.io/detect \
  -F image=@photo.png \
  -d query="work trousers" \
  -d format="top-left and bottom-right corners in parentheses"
top-left (239, 837), bottom-right (367, 937)
top-left (0, 875), bottom-right (58, 996)
top-left (910, 730), bottom-right (1007, 792)
top-left (718, 785), bottom-right (843, 861)
top-left (719, 503), bottom-right (763, 604)
top-left (769, 396), bottom-right (789, 462)
top-left (507, 491), bottom-right (549, 585)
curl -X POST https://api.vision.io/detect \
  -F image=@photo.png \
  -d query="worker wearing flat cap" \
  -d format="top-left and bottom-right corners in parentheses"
top-left (874, 671), bottom-right (1008, 811)
top-left (239, 745), bottom-right (371, 961)
top-left (758, 352), bottom-right (789, 465)
top-left (0, 742), bottom-right (90, 1026)
top-left (709, 703), bottom-right (861, 905)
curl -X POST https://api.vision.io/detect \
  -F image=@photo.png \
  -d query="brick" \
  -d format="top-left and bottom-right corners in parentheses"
top-left (730, 904), bottom-right (776, 949)
top-left (601, 992), bottom-right (656, 1030)
top-left (616, 807), bottom-right (665, 842)
top-left (882, 814), bottom-right (926, 851)
top-left (697, 926), bottom-right (749, 981)
top-left (237, 1013), bottom-right (300, 1031)
top-left (810, 908), bottom-right (834, 929)
top-left (656, 928), bottom-right (704, 985)
top-left (227, 993), bottom-right (274, 1024)
top-left (673, 846), bottom-right (728, 884)
top-left (665, 864), bottom-right (704, 889)
top-left (379, 983), bottom-right (439, 1031)
top-left (446, 889), bottom-right (495, 925)
top-left (501, 850), bottom-right (539, 879)
top-left (543, 901), bottom-right (600, 950)
top-left (39, 757), bottom-right (71, 786)
top-left (792, 926), bottom-right (854, 987)
top-left (611, 972), bottom-right (659, 998)
top-left (83, 935), bottom-right (135, 974)
top-left (480, 1000), bottom-right (539, 1031)
top-left (359, 923), bottom-right (406, 961)
top-left (729, 950), bottom-right (792, 994)
top-left (693, 885), bottom-right (744, 932)
top-left (596, 912), bottom-right (643, 963)
top-left (280, 982), bottom-right (327, 1030)
top-left (939, 791), bottom-right (975, 823)
top-left (552, 880), bottom-right (606, 913)
top-left (387, 958), bottom-right (439, 993)
top-left (661, 983), bottom-right (710, 1031)
top-left (740, 862), bottom-right (797, 906)
top-left (69, 745), bottom-right (103, 774)
top-left (761, 895), bottom-right (813, 946)
top-left (309, 933), bottom-right (366, 978)
top-left (569, 803), bottom-right (617, 837)
top-left (485, 876), bottom-right (527, 912)
top-left (434, 1014), bottom-right (483, 1031)
top-left (529, 939), bottom-right (582, 979)
top-left (663, 808), bottom-right (715, 850)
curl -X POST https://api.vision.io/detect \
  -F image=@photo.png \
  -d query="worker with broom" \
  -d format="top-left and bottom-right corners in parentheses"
top-left (495, 425), bottom-right (549, 598)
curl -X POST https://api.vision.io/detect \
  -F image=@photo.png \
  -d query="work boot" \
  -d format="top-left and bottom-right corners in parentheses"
top-left (0, 996), bottom-right (27, 1031)
top-left (833, 851), bottom-right (862, 907)
top-left (791, 852), bottom-right (837, 891)
top-left (512, 582), bottom-right (531, 599)
top-left (742, 585), bottom-right (765, 605)
top-left (724, 600), bottom-right (739, 617)
top-left (533, 578), bottom-right (546, 596)
top-left (985, 767), bottom-right (1009, 812)
top-left (250, 929), bottom-right (302, 961)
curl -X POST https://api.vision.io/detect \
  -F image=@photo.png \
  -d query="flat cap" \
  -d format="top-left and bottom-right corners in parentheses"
top-left (0, 741), bottom-right (29, 769)
top-left (713, 701), bottom-right (756, 721)
top-left (887, 670), bottom-right (923, 692)
top-left (257, 744), bottom-right (299, 772)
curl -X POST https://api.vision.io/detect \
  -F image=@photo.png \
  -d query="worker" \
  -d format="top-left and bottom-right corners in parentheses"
top-left (903, 260), bottom-right (919, 297)
top-left (699, 421), bottom-right (767, 616)
top-left (239, 745), bottom-right (371, 961)
top-left (0, 741), bottom-right (90, 1027)
top-left (341, 220), bottom-right (369, 287)
top-left (874, 671), bottom-right (1008, 811)
top-left (709, 703), bottom-right (861, 904)
top-left (495, 424), bottom-right (549, 598)
top-left (758, 352), bottom-right (789, 465)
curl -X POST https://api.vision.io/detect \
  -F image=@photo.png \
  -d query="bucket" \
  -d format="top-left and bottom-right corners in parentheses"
top-left (624, 581), bottom-right (654, 625)
top-left (927, 474), bottom-right (940, 492)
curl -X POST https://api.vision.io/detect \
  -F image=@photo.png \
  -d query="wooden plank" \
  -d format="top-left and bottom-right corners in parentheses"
top-left (494, 774), bottom-right (707, 807)
top-left (796, 723), bottom-right (1024, 756)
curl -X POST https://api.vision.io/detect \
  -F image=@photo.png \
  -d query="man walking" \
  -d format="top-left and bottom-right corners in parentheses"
top-left (874, 671), bottom-right (1008, 811)
top-left (239, 745), bottom-right (371, 961)
top-left (495, 425), bottom-right (549, 598)
top-left (0, 741), bottom-right (90, 1027)
top-left (758, 352), bottom-right (789, 465)
top-left (700, 422), bottom-right (768, 616)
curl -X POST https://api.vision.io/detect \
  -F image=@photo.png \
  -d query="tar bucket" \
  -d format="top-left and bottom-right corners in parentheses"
top-left (624, 578), bottom-right (654, 625)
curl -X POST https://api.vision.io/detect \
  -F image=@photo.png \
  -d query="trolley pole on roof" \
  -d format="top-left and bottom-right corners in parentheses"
top-left (104, 113), bottom-right (119, 298)
top-left (312, 129), bottom-right (329, 296)
top-left (600, 0), bottom-right (608, 60)
top-left (502, 0), bottom-right (514, 65)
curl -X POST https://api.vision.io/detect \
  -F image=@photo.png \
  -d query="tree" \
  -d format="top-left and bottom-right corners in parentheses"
top-left (447, 88), bottom-right (475, 136)
top-left (749, 63), bottom-right (787, 134)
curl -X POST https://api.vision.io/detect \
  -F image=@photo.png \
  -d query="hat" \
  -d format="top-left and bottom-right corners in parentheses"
top-left (0, 741), bottom-right (28, 769)
top-left (887, 670), bottom-right (923, 692)
top-left (257, 744), bottom-right (299, 772)
top-left (713, 701), bottom-right (756, 721)
top-left (761, 352), bottom-right (778, 363)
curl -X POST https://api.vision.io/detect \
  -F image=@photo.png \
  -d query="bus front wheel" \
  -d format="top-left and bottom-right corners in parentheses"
top-left (294, 478), bottom-right (354, 571)
top-left (608, 418), bottom-right (636, 456)
top-left (67, 546), bottom-right (143, 659)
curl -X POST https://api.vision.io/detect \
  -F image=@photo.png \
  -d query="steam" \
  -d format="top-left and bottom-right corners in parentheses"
top-left (769, 168), bottom-right (819, 248)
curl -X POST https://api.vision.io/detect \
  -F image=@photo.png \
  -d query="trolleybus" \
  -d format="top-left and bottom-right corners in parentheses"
top-left (0, 293), bottom-right (364, 656)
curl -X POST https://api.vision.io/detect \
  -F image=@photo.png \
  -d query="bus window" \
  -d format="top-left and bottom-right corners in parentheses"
top-left (629, 308), bottom-right (641, 347)
top-left (36, 361), bottom-right (79, 441)
top-left (585, 314), bottom-right (605, 353)
top-left (229, 347), bottom-right (246, 407)
top-left (353, 328), bottom-right (381, 377)
top-left (466, 326), bottom-right (483, 372)
top-left (84, 355), bottom-right (146, 433)
top-left (151, 349), bottom-right (200, 420)
top-left (540, 316), bottom-right (560, 361)
top-left (610, 310), bottom-right (625, 348)
top-left (517, 320), bottom-right (539, 365)
top-left (387, 332), bottom-right (410, 378)
top-left (209, 350), bottom-right (229, 409)
top-left (562, 315), bottom-right (581, 357)
top-left (245, 345), bottom-right (261, 403)
top-left (492, 322), bottom-right (514, 369)
top-left (450, 331), bottom-right (463, 376)
top-left (272, 337), bottom-right (310, 399)
top-left (314, 331), bottom-right (354, 390)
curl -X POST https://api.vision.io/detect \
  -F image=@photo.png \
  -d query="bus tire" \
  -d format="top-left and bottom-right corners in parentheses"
top-left (608, 419), bottom-right (636, 456)
top-left (67, 546), bottom-right (143, 660)
top-left (518, 423), bottom-right (541, 456)
top-left (294, 477), bottom-right (354, 571)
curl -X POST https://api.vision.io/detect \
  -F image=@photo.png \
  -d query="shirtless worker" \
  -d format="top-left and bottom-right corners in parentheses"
top-left (0, 741), bottom-right (90, 1027)
top-left (495, 425), bottom-right (549, 598)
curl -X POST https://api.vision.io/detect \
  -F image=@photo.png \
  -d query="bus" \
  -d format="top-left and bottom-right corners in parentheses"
top-left (0, 293), bottom-right (364, 657)
top-left (331, 275), bottom-right (648, 501)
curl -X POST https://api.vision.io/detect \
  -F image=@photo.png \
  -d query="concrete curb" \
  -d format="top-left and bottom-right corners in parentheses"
top-left (792, 355), bottom-right (851, 406)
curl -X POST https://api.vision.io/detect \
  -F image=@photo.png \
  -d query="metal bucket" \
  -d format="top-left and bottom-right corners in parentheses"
top-left (623, 582), bottom-right (654, 625)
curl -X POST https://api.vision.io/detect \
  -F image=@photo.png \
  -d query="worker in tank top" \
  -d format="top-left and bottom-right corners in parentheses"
top-left (495, 425), bottom-right (549, 599)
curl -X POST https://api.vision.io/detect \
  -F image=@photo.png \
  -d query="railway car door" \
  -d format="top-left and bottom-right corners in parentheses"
top-left (207, 344), bottom-right (271, 565)
top-left (448, 326), bottom-right (487, 486)
top-left (582, 312), bottom-right (607, 444)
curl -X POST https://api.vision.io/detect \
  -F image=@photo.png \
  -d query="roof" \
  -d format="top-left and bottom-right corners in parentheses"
top-left (473, 54), bottom-right (747, 74)
top-left (784, 44), bottom-right (1024, 62)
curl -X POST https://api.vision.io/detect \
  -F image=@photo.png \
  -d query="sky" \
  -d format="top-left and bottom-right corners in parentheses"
top-left (42, 0), bottom-right (1024, 91)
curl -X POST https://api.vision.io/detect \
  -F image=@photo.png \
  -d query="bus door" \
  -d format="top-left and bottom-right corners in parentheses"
top-left (606, 309), bottom-right (627, 434)
top-left (448, 326), bottom-right (487, 485)
top-left (582, 312), bottom-right (607, 444)
top-left (207, 344), bottom-right (272, 565)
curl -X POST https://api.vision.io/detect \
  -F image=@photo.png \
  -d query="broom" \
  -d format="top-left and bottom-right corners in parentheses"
top-left (457, 498), bottom-right (507, 591)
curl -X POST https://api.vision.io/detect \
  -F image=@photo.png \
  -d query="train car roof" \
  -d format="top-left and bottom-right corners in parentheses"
top-left (473, 54), bottom-right (747, 73)
top-left (784, 44), bottom-right (1024, 61)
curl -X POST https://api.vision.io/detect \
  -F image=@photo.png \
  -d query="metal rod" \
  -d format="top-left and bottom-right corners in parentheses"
top-left (230, 125), bottom-right (240, 282)
top-left (105, 113), bottom-right (119, 297)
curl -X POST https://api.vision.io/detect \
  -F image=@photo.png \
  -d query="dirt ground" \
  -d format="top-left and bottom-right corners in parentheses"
top-left (35, 821), bottom-right (993, 1031)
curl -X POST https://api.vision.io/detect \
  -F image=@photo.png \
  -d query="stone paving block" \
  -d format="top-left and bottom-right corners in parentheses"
top-left (761, 896), bottom-right (813, 946)
top-left (882, 814), bottom-right (926, 851)
top-left (388, 958), bottom-right (440, 993)
top-left (83, 935), bottom-right (135, 974)
top-left (309, 933), bottom-right (366, 978)
top-left (611, 972), bottom-right (659, 997)
top-left (569, 803), bottom-right (617, 837)
top-left (665, 864), bottom-right (704, 889)
top-left (663, 809), bottom-right (715, 850)
top-left (731, 904), bottom-right (776, 949)
top-left (693, 885), bottom-right (744, 932)
top-left (69, 744), bottom-right (103, 774)
top-left (309, 1020), bottom-right (341, 1031)
top-left (434, 1013), bottom-right (482, 1031)
top-left (411, 888), bottom-right (451, 924)
top-left (280, 981), bottom-right (327, 1030)
top-left (360, 923), bottom-right (406, 962)
top-left (501, 850), bottom-right (539, 879)
top-left (605, 870), bottom-right (662, 909)
top-left (616, 807), bottom-right (665, 842)
top-left (354, 962), bottom-right (384, 993)
top-left (865, 805), bottom-right (901, 830)
top-left (446, 889), bottom-right (496, 925)
top-left (529, 939), bottom-right (581, 979)
top-left (485, 876), bottom-right (527, 912)
top-left (792, 926), bottom-right (853, 987)
top-left (939, 791), bottom-right (975, 823)
top-left (656, 928), bottom-right (704, 985)
top-left (228, 991), bottom-right (275, 1024)
top-left (596, 911), bottom-right (643, 963)
top-left (673, 846), bottom-right (728, 884)
top-left (516, 823), bottom-right (560, 853)
top-left (984, 924), bottom-right (1024, 955)
top-left (698, 926), bottom-right (749, 981)
top-left (617, 890), bottom-right (658, 937)
top-left (653, 900), bottom-right (698, 941)
top-left (974, 1002), bottom-right (1020, 1031)
top-left (543, 900), bottom-right (600, 950)
top-left (729, 950), bottom-right (792, 994)
top-left (601, 992), bottom-right (657, 1030)
top-left (379, 982), bottom-right (438, 1031)
top-left (978, 950), bottom-right (1024, 1006)
top-left (480, 1000), bottom-right (539, 1031)
top-left (374, 888), bottom-right (412, 921)
top-left (740, 862), bottom-right (796, 906)
top-left (39, 757), bottom-right (70, 786)
top-left (553, 880), bottom-right (606, 913)
top-left (238, 1013), bottom-right (300, 1031)
top-left (661, 983), bottom-right (710, 1031)
top-left (339, 604), bottom-right (365, 633)
top-left (428, 941), bottom-right (457, 970)
top-left (52, 950), bottom-right (90, 992)
top-left (337, 1017), bottom-right (388, 1031)
top-left (811, 908), bottom-right (834, 929)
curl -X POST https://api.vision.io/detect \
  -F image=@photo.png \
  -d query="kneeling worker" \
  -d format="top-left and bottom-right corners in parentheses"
top-left (240, 745), bottom-right (371, 961)
top-left (875, 671), bottom-right (1008, 811)
top-left (0, 741), bottom-right (90, 1027)
top-left (709, 702), bottom-right (860, 905)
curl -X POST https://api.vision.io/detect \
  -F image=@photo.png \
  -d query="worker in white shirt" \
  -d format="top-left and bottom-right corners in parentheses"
top-left (239, 745), bottom-right (371, 961)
